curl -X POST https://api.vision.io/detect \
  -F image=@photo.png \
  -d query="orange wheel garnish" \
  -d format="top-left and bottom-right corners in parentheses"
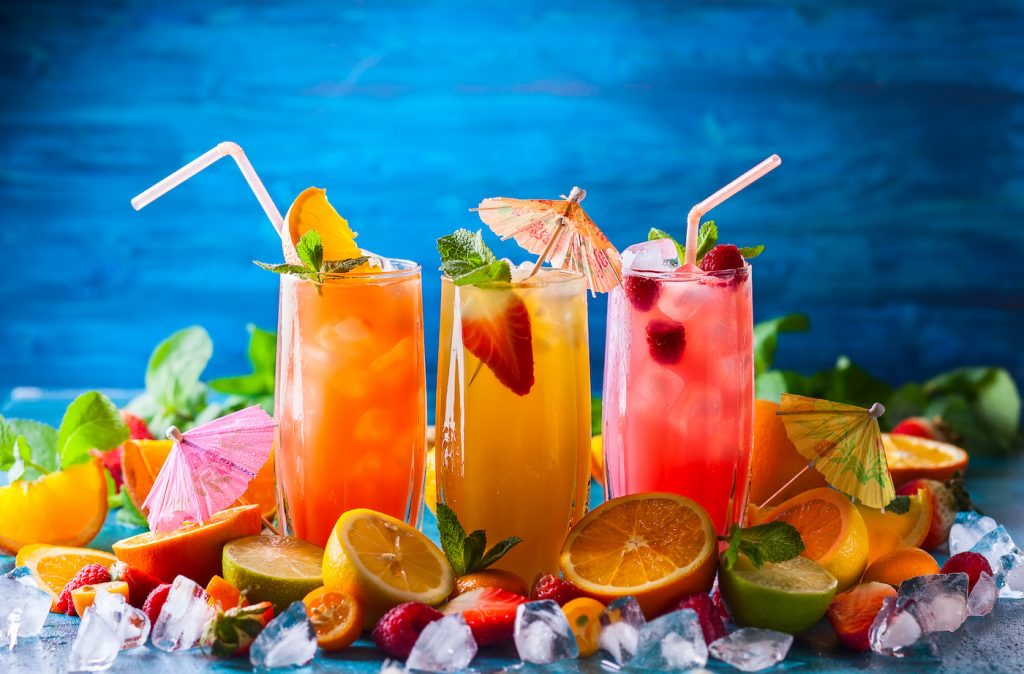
top-left (15, 544), bottom-right (117, 612)
top-left (303, 586), bottom-right (363, 651)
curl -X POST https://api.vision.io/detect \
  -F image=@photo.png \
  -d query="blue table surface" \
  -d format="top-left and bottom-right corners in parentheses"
top-left (2, 390), bottom-right (1022, 673)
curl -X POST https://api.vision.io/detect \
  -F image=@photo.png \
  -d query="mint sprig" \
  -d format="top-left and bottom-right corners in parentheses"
top-left (436, 502), bottom-right (522, 575)
top-left (648, 221), bottom-right (764, 264)
top-left (437, 229), bottom-right (511, 287)
top-left (255, 230), bottom-right (368, 288)
top-left (720, 522), bottom-right (805, 569)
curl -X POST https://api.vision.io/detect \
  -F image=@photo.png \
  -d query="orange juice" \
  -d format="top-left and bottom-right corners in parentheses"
top-left (275, 261), bottom-right (426, 548)
top-left (435, 268), bottom-right (591, 582)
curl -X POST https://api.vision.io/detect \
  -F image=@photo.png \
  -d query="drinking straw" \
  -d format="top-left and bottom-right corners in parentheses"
top-left (683, 155), bottom-right (782, 268)
top-left (131, 141), bottom-right (298, 263)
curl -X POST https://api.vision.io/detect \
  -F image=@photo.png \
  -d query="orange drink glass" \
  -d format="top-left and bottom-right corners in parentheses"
top-left (274, 260), bottom-right (426, 548)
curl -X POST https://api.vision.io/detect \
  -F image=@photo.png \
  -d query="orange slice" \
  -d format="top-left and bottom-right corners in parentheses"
top-left (303, 586), bottom-right (364, 651)
top-left (0, 460), bottom-right (109, 553)
top-left (559, 493), bottom-right (717, 618)
top-left (286, 187), bottom-right (362, 261)
top-left (750, 487), bottom-right (869, 592)
top-left (15, 544), bottom-right (117, 611)
top-left (883, 433), bottom-right (969, 486)
top-left (111, 504), bottom-right (262, 586)
top-left (71, 581), bottom-right (130, 616)
top-left (857, 487), bottom-right (932, 564)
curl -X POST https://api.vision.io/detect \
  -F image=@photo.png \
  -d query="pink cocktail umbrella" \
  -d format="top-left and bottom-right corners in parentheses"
top-left (143, 405), bottom-right (277, 532)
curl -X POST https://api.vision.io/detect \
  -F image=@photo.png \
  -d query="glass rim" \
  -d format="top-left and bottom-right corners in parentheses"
top-left (285, 257), bottom-right (421, 284)
top-left (440, 266), bottom-right (587, 288)
top-left (622, 261), bottom-right (751, 282)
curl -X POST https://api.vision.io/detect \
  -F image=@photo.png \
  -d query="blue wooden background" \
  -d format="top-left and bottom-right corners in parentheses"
top-left (2, 0), bottom-right (1023, 395)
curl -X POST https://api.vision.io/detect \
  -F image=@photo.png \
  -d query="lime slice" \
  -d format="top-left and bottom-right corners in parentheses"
top-left (222, 535), bottom-right (325, 613)
top-left (718, 554), bottom-right (837, 634)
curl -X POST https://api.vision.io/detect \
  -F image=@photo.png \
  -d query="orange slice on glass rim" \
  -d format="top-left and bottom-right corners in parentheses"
top-left (286, 187), bottom-right (365, 263)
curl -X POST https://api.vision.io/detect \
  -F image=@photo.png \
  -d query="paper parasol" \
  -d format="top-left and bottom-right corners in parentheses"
top-left (474, 187), bottom-right (621, 293)
top-left (143, 405), bottom-right (277, 532)
top-left (765, 393), bottom-right (895, 509)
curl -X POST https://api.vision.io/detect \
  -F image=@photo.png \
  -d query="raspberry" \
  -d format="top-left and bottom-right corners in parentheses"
top-left (57, 564), bottom-right (112, 615)
top-left (529, 573), bottom-right (585, 606)
top-left (674, 592), bottom-right (726, 645)
top-left (646, 320), bottom-right (686, 365)
top-left (624, 275), bottom-right (660, 312)
top-left (699, 244), bottom-right (745, 272)
top-left (372, 602), bottom-right (444, 659)
top-left (121, 411), bottom-right (154, 440)
top-left (940, 552), bottom-right (993, 592)
top-left (142, 583), bottom-right (172, 625)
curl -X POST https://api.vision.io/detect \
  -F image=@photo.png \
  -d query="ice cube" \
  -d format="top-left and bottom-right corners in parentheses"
top-left (513, 600), bottom-right (579, 664)
top-left (249, 601), bottom-right (317, 670)
top-left (0, 571), bottom-right (51, 649)
top-left (379, 659), bottom-right (406, 674)
top-left (655, 275), bottom-right (715, 323)
top-left (708, 628), bottom-right (792, 672)
top-left (898, 573), bottom-right (968, 633)
top-left (5, 566), bottom-right (41, 587)
top-left (622, 239), bottom-right (679, 272)
top-left (949, 511), bottom-right (998, 555)
top-left (151, 576), bottom-right (215, 652)
top-left (68, 589), bottom-right (150, 672)
top-left (968, 572), bottom-right (998, 617)
top-left (632, 609), bottom-right (707, 671)
top-left (970, 525), bottom-right (1024, 598)
top-left (406, 613), bottom-right (477, 672)
top-left (597, 596), bottom-right (645, 665)
top-left (869, 596), bottom-right (933, 657)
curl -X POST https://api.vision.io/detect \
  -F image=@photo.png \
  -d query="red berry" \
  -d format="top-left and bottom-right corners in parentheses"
top-left (941, 552), bottom-right (993, 592)
top-left (624, 275), bottom-right (660, 312)
top-left (699, 244), bottom-right (745, 272)
top-left (827, 582), bottom-right (897, 652)
top-left (890, 417), bottom-right (943, 441)
top-left (110, 561), bottom-right (165, 608)
top-left (674, 593), bottom-right (725, 645)
top-left (142, 583), bottom-right (172, 625)
top-left (121, 411), bottom-right (154, 440)
top-left (530, 574), bottom-right (585, 606)
top-left (442, 587), bottom-right (528, 646)
top-left (372, 602), bottom-right (444, 659)
top-left (646, 320), bottom-right (686, 365)
top-left (57, 564), bottom-right (112, 615)
top-left (710, 584), bottom-right (731, 623)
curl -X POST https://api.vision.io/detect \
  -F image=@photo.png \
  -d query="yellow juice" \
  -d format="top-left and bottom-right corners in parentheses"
top-left (435, 268), bottom-right (591, 583)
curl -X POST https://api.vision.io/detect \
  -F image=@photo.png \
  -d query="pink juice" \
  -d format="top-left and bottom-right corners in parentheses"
top-left (603, 247), bottom-right (754, 534)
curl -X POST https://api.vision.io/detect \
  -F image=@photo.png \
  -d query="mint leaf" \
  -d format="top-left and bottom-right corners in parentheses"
top-left (753, 314), bottom-right (810, 375)
top-left (211, 325), bottom-right (277, 415)
top-left (451, 260), bottom-right (511, 287)
top-left (296, 230), bottom-right (324, 272)
top-left (695, 221), bottom-right (718, 260)
top-left (8, 419), bottom-right (58, 475)
top-left (57, 391), bottom-right (129, 469)
top-left (437, 229), bottom-right (511, 288)
top-left (323, 257), bottom-right (370, 274)
top-left (738, 245), bottom-right (765, 258)
top-left (254, 262), bottom-right (314, 277)
top-left (478, 536), bottom-right (523, 569)
top-left (436, 503), bottom-right (468, 575)
top-left (463, 530), bottom-right (487, 574)
top-left (885, 496), bottom-right (911, 514)
top-left (649, 222), bottom-right (761, 263)
top-left (144, 326), bottom-right (213, 419)
top-left (721, 522), bottom-right (804, 569)
top-left (648, 228), bottom-right (685, 261)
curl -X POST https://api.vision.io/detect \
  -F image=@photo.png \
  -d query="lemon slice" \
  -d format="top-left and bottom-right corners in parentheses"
top-left (322, 509), bottom-right (454, 627)
top-left (719, 555), bottom-right (838, 634)
top-left (222, 535), bottom-right (324, 613)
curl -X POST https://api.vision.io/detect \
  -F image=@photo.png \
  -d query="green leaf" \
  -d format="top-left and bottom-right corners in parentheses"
top-left (885, 496), bottom-right (911, 514)
top-left (247, 324), bottom-right (277, 378)
top-left (721, 522), bottom-right (805, 569)
top-left (880, 383), bottom-right (929, 432)
top-left (478, 536), bottom-right (523, 570)
top-left (647, 227), bottom-right (685, 261)
top-left (7, 419), bottom-right (58, 475)
top-left (253, 262), bottom-right (314, 277)
top-left (209, 374), bottom-right (267, 396)
top-left (56, 392), bottom-right (129, 469)
top-left (737, 245), bottom-right (765, 259)
top-left (753, 314), bottom-right (809, 375)
top-left (974, 369), bottom-right (1021, 449)
top-left (145, 326), bottom-right (214, 414)
top-left (450, 260), bottom-right (511, 287)
top-left (115, 491), bottom-right (148, 528)
top-left (322, 257), bottom-right (370, 275)
top-left (437, 229), bottom-right (511, 288)
top-left (591, 397), bottom-right (602, 436)
top-left (0, 418), bottom-right (16, 471)
top-left (462, 530), bottom-right (487, 574)
top-left (295, 230), bottom-right (324, 272)
top-left (695, 221), bottom-right (718, 260)
top-left (436, 503), bottom-right (468, 575)
top-left (822, 356), bottom-right (892, 410)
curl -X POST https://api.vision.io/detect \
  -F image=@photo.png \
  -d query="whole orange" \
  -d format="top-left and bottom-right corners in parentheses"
top-left (748, 400), bottom-right (829, 506)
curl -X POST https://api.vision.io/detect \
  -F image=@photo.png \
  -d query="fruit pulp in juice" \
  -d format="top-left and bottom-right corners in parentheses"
top-left (275, 266), bottom-right (426, 548)
top-left (436, 268), bottom-right (591, 583)
top-left (603, 264), bottom-right (753, 534)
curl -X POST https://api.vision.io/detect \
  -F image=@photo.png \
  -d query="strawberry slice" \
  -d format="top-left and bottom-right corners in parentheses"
top-left (827, 582), bottom-right (896, 651)
top-left (441, 586), bottom-right (528, 646)
top-left (461, 288), bottom-right (534, 396)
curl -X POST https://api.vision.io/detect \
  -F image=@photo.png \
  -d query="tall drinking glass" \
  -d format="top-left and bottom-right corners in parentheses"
top-left (436, 268), bottom-right (591, 583)
top-left (602, 252), bottom-right (754, 534)
top-left (275, 261), bottom-right (426, 548)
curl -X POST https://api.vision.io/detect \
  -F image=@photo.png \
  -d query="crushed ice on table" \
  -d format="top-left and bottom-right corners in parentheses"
top-left (598, 596), bottom-right (646, 666)
top-left (631, 608), bottom-right (707, 671)
top-left (708, 627), bottom-right (792, 672)
top-left (513, 599), bottom-right (579, 664)
top-left (379, 659), bottom-right (406, 674)
top-left (151, 576), bottom-right (216, 652)
top-left (949, 511), bottom-right (999, 555)
top-left (970, 525), bottom-right (1024, 598)
top-left (869, 596), bottom-right (934, 658)
top-left (406, 613), bottom-right (477, 672)
top-left (621, 239), bottom-right (679, 272)
top-left (68, 588), bottom-right (151, 672)
top-left (968, 572), bottom-right (998, 617)
top-left (898, 573), bottom-right (968, 633)
top-left (0, 568), bottom-right (51, 650)
top-left (249, 601), bottom-right (317, 670)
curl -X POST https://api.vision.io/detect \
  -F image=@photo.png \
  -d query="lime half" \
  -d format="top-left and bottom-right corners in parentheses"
top-left (719, 554), bottom-right (837, 634)
top-left (222, 535), bottom-right (324, 612)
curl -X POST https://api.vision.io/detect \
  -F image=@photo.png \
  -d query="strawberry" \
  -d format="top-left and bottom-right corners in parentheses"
top-left (461, 288), bottom-right (534, 396)
top-left (57, 564), bottom-right (112, 615)
top-left (646, 319), bottom-right (686, 365)
top-left (121, 411), bottom-right (154, 440)
top-left (827, 582), bottom-right (897, 651)
top-left (624, 275), bottom-right (660, 312)
top-left (673, 593), bottom-right (725, 645)
top-left (941, 552), bottom-right (993, 592)
top-left (90, 446), bottom-right (124, 489)
top-left (142, 583), bottom-right (173, 625)
top-left (442, 587), bottom-right (528, 646)
top-left (896, 477), bottom-right (974, 549)
top-left (530, 573), bottom-right (586, 606)
top-left (201, 601), bottom-right (274, 657)
top-left (699, 244), bottom-right (745, 272)
top-left (109, 561), bottom-right (165, 609)
top-left (372, 602), bottom-right (444, 659)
